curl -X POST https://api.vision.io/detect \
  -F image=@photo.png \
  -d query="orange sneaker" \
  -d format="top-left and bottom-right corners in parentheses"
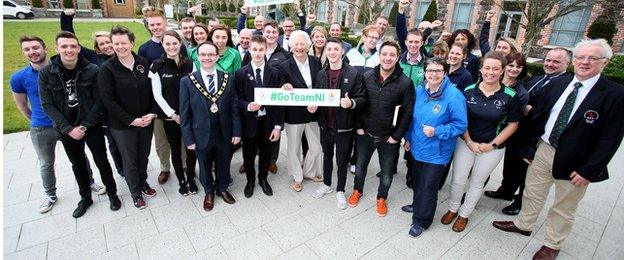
top-left (348, 190), bottom-right (362, 207)
top-left (376, 198), bottom-right (387, 217)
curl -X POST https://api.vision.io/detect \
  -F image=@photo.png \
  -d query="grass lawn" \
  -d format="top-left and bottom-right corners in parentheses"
top-left (3, 20), bottom-right (151, 134)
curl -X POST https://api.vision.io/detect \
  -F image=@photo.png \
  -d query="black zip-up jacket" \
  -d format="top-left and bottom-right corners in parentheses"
top-left (98, 53), bottom-right (157, 129)
top-left (39, 54), bottom-right (101, 134)
top-left (359, 65), bottom-right (415, 141)
top-left (315, 63), bottom-right (367, 131)
top-left (149, 54), bottom-right (193, 118)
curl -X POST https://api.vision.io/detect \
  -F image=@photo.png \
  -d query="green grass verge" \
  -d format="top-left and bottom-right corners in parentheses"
top-left (3, 20), bottom-right (151, 134)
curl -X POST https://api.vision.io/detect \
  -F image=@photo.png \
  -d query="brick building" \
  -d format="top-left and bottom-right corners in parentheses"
top-left (311, 0), bottom-right (624, 54)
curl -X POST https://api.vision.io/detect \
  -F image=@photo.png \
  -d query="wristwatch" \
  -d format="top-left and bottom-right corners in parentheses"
top-left (491, 142), bottom-right (498, 148)
top-left (78, 125), bottom-right (87, 132)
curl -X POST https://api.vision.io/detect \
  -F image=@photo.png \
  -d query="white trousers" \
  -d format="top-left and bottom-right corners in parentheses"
top-left (284, 122), bottom-right (323, 182)
top-left (448, 139), bottom-right (505, 218)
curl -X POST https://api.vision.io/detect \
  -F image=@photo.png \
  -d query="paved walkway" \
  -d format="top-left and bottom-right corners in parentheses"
top-left (3, 131), bottom-right (623, 259)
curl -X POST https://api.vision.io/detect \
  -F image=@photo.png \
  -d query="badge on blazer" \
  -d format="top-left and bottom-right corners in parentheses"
top-left (137, 65), bottom-right (145, 74)
top-left (584, 110), bottom-right (599, 124)
top-left (248, 73), bottom-right (254, 81)
top-left (494, 99), bottom-right (505, 110)
top-left (432, 104), bottom-right (441, 114)
top-left (344, 78), bottom-right (349, 84)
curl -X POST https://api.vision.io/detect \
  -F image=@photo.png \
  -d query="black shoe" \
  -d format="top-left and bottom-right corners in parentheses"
top-left (72, 198), bottom-right (94, 218)
top-left (376, 171), bottom-right (382, 177)
top-left (401, 204), bottom-right (414, 213)
top-left (502, 202), bottom-right (521, 215)
top-left (109, 195), bottom-right (121, 211)
top-left (244, 182), bottom-right (254, 198)
top-left (259, 180), bottom-right (273, 196)
top-left (188, 180), bottom-right (199, 194)
top-left (179, 181), bottom-right (189, 196)
top-left (484, 190), bottom-right (513, 201)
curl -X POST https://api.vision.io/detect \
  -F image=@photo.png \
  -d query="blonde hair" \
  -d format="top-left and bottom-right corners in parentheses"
top-left (92, 31), bottom-right (111, 54)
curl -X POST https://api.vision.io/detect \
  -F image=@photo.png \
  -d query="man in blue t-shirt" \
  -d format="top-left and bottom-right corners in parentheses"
top-left (10, 36), bottom-right (104, 214)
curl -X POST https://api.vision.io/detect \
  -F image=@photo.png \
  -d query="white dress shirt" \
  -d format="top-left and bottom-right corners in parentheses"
top-left (541, 74), bottom-right (600, 144)
top-left (200, 68), bottom-right (217, 92)
top-left (251, 62), bottom-right (267, 116)
top-left (238, 45), bottom-right (248, 60)
top-left (282, 36), bottom-right (290, 52)
top-left (295, 57), bottom-right (312, 88)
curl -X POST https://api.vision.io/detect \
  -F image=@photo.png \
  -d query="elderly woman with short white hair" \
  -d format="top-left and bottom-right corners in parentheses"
top-left (277, 30), bottom-right (324, 192)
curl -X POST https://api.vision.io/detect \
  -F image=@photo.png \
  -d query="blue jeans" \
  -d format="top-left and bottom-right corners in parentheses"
top-left (408, 154), bottom-right (445, 229)
top-left (353, 133), bottom-right (400, 199)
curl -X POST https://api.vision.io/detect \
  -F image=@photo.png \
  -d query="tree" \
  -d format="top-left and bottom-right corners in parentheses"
top-left (388, 2), bottom-right (398, 26)
top-left (63, 0), bottom-right (74, 8)
top-left (32, 0), bottom-right (43, 7)
top-left (228, 2), bottom-right (236, 13)
top-left (353, 0), bottom-right (384, 24)
top-left (422, 0), bottom-right (437, 22)
top-left (492, 0), bottom-right (591, 55)
top-left (586, 14), bottom-right (617, 45)
top-left (91, 0), bottom-right (101, 9)
top-left (220, 2), bottom-right (227, 12)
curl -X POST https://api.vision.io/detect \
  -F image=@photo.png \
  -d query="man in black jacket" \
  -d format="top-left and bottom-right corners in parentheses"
top-left (311, 37), bottom-right (366, 210)
top-left (235, 36), bottom-right (284, 198)
top-left (493, 39), bottom-right (624, 260)
top-left (39, 31), bottom-right (120, 218)
top-left (485, 47), bottom-right (571, 215)
top-left (347, 41), bottom-right (415, 217)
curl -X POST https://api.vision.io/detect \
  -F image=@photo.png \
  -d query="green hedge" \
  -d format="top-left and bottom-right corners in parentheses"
top-left (525, 61), bottom-right (624, 85)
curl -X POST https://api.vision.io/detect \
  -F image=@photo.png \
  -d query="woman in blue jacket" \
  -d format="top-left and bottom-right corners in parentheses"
top-left (402, 57), bottom-right (468, 238)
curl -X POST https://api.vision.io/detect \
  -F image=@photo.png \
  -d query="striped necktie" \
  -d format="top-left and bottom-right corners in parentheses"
top-left (548, 82), bottom-right (583, 148)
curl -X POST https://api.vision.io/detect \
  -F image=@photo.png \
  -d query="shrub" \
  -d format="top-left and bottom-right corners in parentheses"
top-left (586, 14), bottom-right (617, 45)
top-left (32, 0), bottom-right (43, 8)
top-left (91, 0), bottom-right (100, 9)
top-left (604, 55), bottom-right (624, 76)
top-left (422, 0), bottom-right (437, 22)
top-left (388, 2), bottom-right (398, 27)
top-left (220, 2), bottom-right (227, 12)
top-left (63, 0), bottom-right (73, 8)
top-left (228, 2), bottom-right (236, 13)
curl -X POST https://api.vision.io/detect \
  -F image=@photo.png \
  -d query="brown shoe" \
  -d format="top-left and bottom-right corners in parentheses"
top-left (269, 163), bottom-right (278, 174)
top-left (158, 171), bottom-right (170, 184)
top-left (203, 194), bottom-right (214, 211)
top-left (533, 246), bottom-right (559, 260)
top-left (217, 191), bottom-right (236, 204)
top-left (239, 164), bottom-right (245, 174)
top-left (492, 221), bottom-right (532, 236)
top-left (452, 216), bottom-right (468, 232)
top-left (441, 211), bottom-right (457, 225)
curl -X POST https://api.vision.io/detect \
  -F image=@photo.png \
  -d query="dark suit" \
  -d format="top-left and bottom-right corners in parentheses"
top-left (278, 55), bottom-right (322, 124)
top-left (235, 64), bottom-right (284, 183)
top-left (180, 70), bottom-right (242, 194)
top-left (523, 75), bottom-right (624, 182)
top-left (242, 45), bottom-right (290, 70)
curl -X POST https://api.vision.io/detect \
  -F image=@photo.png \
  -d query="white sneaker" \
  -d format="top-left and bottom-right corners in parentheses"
top-left (349, 165), bottom-right (356, 174)
top-left (90, 183), bottom-right (107, 195)
top-left (39, 196), bottom-right (56, 213)
top-left (336, 192), bottom-right (348, 209)
top-left (312, 185), bottom-right (333, 199)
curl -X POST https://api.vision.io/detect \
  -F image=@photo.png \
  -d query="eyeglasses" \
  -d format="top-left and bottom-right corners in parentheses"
top-left (573, 55), bottom-right (605, 62)
top-left (366, 35), bottom-right (380, 41)
top-left (425, 69), bottom-right (444, 74)
top-left (199, 53), bottom-right (218, 58)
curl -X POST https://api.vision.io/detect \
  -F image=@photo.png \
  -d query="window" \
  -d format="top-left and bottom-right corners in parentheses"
top-left (316, 1), bottom-right (326, 22)
top-left (114, 0), bottom-right (124, 5)
top-left (450, 0), bottom-right (474, 31)
top-left (46, 0), bottom-right (60, 8)
top-left (335, 0), bottom-right (348, 26)
top-left (76, 0), bottom-right (87, 9)
top-left (414, 0), bottom-right (431, 25)
top-left (549, 4), bottom-right (591, 47)
top-left (4, 1), bottom-right (16, 7)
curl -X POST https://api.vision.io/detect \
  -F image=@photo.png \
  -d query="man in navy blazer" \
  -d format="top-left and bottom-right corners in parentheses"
top-left (493, 39), bottom-right (624, 260)
top-left (179, 42), bottom-right (241, 211)
top-left (235, 36), bottom-right (284, 198)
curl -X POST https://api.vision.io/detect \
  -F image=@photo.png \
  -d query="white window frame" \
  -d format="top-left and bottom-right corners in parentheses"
top-left (549, 3), bottom-right (591, 47)
top-left (413, 0), bottom-right (432, 26)
top-left (450, 0), bottom-right (474, 31)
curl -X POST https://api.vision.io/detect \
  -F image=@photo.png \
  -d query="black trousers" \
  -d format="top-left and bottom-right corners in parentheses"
top-left (162, 120), bottom-right (197, 183)
top-left (196, 129), bottom-right (232, 195)
top-left (103, 125), bottom-right (124, 176)
top-left (59, 124), bottom-right (117, 199)
top-left (242, 117), bottom-right (272, 183)
top-left (408, 155), bottom-right (445, 229)
top-left (110, 126), bottom-right (153, 199)
top-left (320, 128), bottom-right (353, 192)
top-left (354, 133), bottom-right (400, 199)
top-left (498, 145), bottom-right (529, 202)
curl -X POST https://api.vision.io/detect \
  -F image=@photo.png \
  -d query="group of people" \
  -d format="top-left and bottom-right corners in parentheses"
top-left (9, 2), bottom-right (624, 259)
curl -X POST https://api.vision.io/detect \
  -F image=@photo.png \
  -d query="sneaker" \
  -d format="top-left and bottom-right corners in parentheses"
top-left (348, 190), bottom-right (362, 207)
top-left (376, 198), bottom-right (388, 217)
top-left (142, 185), bottom-right (157, 197)
top-left (133, 197), bottom-right (147, 210)
top-left (336, 192), bottom-right (348, 210)
top-left (178, 182), bottom-right (189, 196)
top-left (39, 196), bottom-right (57, 213)
top-left (188, 180), bottom-right (199, 194)
top-left (349, 165), bottom-right (356, 174)
top-left (312, 185), bottom-right (333, 199)
top-left (408, 224), bottom-right (424, 238)
top-left (90, 183), bottom-right (107, 195)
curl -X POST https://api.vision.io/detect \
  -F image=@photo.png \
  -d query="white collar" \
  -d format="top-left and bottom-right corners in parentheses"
top-left (295, 56), bottom-right (309, 67)
top-left (251, 62), bottom-right (265, 73)
top-left (572, 73), bottom-right (600, 89)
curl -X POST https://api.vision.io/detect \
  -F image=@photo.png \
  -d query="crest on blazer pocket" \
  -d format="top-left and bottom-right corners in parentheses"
top-left (584, 110), bottom-right (599, 124)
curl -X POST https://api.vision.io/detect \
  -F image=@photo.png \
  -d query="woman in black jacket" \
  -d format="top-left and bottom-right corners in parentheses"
top-left (98, 26), bottom-right (158, 210)
top-left (149, 31), bottom-right (198, 196)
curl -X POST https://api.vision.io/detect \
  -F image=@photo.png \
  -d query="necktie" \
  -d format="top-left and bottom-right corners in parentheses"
top-left (255, 68), bottom-right (263, 87)
top-left (528, 75), bottom-right (551, 95)
top-left (548, 82), bottom-right (583, 148)
top-left (206, 74), bottom-right (215, 94)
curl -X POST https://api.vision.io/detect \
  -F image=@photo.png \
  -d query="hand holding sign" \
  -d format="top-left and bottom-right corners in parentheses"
top-left (281, 83), bottom-right (294, 91)
top-left (248, 102), bottom-right (261, 112)
top-left (340, 92), bottom-right (352, 109)
top-left (307, 105), bottom-right (318, 113)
